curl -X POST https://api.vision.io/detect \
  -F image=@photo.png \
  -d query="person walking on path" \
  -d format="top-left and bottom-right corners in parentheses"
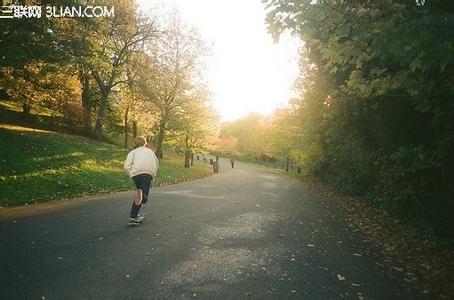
top-left (230, 157), bottom-right (235, 169)
top-left (124, 136), bottom-right (159, 226)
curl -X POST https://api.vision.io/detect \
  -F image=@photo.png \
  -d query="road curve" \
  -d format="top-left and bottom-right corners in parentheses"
top-left (0, 158), bottom-right (422, 299)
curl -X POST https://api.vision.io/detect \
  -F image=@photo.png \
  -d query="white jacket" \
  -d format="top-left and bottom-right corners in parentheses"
top-left (124, 146), bottom-right (159, 178)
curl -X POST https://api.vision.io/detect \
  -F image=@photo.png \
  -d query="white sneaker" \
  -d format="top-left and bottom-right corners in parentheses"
top-left (127, 215), bottom-right (144, 226)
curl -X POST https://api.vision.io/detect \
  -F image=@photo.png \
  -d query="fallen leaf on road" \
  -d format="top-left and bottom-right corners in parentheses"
top-left (337, 274), bottom-right (346, 281)
top-left (352, 283), bottom-right (361, 287)
top-left (57, 256), bottom-right (63, 260)
top-left (307, 244), bottom-right (315, 248)
top-left (98, 237), bottom-right (103, 240)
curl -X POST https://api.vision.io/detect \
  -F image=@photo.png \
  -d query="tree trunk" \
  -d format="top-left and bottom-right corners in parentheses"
top-left (184, 133), bottom-right (190, 168)
top-left (286, 156), bottom-right (290, 172)
top-left (132, 120), bottom-right (138, 139)
top-left (155, 120), bottom-right (166, 159)
top-left (22, 102), bottom-right (30, 120)
top-left (80, 71), bottom-right (92, 136)
top-left (94, 89), bottom-right (109, 141)
top-left (123, 107), bottom-right (129, 149)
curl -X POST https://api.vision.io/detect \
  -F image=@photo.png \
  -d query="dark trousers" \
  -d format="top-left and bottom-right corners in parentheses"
top-left (129, 174), bottom-right (153, 218)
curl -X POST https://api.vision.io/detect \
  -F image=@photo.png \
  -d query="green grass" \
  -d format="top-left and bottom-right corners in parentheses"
top-left (0, 99), bottom-right (57, 117)
top-left (0, 124), bottom-right (212, 207)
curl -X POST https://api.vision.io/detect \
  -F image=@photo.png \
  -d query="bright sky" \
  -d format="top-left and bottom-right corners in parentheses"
top-left (138, 0), bottom-right (300, 121)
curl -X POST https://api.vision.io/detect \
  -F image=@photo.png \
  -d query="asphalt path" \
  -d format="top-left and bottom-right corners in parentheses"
top-left (0, 158), bottom-right (421, 299)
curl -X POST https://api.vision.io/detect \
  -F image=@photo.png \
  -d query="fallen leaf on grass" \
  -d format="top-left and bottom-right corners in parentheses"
top-left (337, 274), bottom-right (346, 281)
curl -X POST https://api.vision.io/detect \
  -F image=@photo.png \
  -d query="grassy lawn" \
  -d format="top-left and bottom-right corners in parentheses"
top-left (0, 124), bottom-right (212, 207)
top-left (0, 99), bottom-right (57, 116)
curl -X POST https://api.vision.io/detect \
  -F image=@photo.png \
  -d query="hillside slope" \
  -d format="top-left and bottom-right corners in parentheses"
top-left (0, 124), bottom-right (212, 207)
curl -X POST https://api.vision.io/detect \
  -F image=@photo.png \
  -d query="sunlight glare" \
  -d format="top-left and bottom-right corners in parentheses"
top-left (138, 0), bottom-right (300, 121)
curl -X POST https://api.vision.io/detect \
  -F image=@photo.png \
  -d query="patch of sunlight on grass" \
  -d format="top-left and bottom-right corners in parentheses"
top-left (0, 100), bottom-right (21, 112)
top-left (0, 100), bottom-right (57, 116)
top-left (32, 152), bottom-right (85, 162)
top-left (0, 124), bottom-right (53, 134)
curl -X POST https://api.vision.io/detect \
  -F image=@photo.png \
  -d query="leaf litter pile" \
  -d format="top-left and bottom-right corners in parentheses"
top-left (303, 179), bottom-right (454, 299)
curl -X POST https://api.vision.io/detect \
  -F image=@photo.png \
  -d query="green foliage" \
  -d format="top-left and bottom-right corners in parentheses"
top-left (264, 0), bottom-right (454, 237)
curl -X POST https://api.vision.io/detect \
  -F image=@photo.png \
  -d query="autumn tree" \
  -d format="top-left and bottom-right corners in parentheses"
top-left (87, 1), bottom-right (157, 140)
top-left (220, 113), bottom-right (268, 161)
top-left (0, 2), bottom-right (83, 119)
top-left (171, 85), bottom-right (217, 167)
top-left (139, 11), bottom-right (209, 158)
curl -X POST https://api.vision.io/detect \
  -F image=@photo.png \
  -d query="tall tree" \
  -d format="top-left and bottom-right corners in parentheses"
top-left (88, 1), bottom-right (157, 140)
top-left (139, 11), bottom-right (208, 158)
top-left (172, 85), bottom-right (217, 167)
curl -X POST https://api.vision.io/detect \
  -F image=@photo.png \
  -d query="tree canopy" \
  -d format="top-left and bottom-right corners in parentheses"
top-left (0, 1), bottom-right (218, 166)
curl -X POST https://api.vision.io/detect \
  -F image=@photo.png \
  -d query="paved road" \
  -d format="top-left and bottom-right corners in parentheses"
top-left (0, 159), bottom-right (421, 299)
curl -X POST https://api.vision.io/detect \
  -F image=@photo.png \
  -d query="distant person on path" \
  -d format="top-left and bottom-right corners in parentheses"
top-left (124, 136), bottom-right (159, 226)
top-left (230, 157), bottom-right (235, 168)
